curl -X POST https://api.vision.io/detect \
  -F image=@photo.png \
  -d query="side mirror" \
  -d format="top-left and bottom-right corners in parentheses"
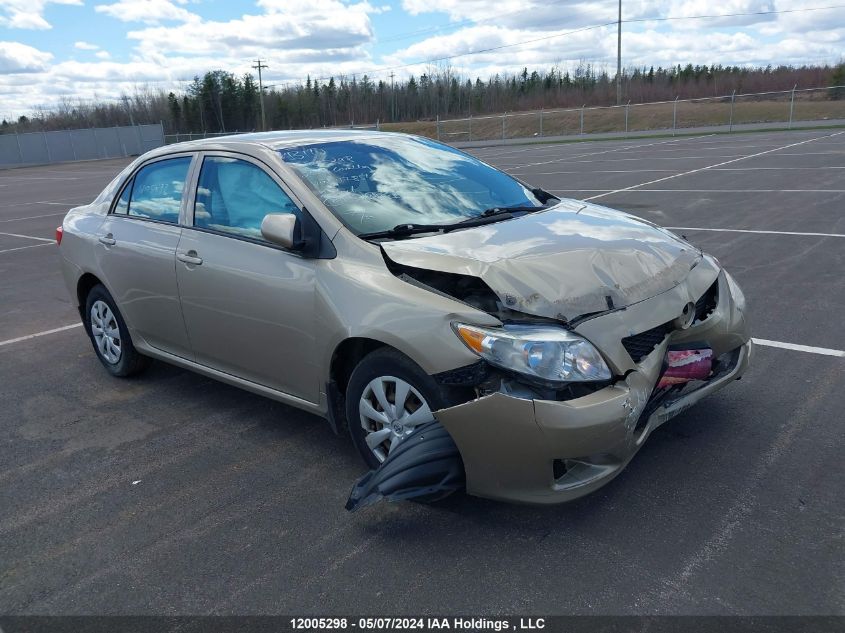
top-left (261, 213), bottom-right (301, 250)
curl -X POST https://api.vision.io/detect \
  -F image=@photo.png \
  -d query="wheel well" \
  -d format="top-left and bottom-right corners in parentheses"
top-left (76, 273), bottom-right (102, 309)
top-left (330, 337), bottom-right (387, 396)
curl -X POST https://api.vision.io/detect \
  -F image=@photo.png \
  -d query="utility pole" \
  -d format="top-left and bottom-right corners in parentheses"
top-left (389, 71), bottom-right (396, 122)
top-left (252, 59), bottom-right (268, 131)
top-left (616, 0), bottom-right (622, 105)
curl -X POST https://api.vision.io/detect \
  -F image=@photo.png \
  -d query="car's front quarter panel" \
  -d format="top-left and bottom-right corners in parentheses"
top-left (316, 231), bottom-right (498, 382)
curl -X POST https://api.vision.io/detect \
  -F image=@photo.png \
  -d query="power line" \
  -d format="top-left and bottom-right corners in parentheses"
top-left (263, 4), bottom-right (845, 88)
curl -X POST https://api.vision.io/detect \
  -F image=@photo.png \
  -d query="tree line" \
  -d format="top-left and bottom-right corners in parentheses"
top-left (3, 62), bottom-right (843, 135)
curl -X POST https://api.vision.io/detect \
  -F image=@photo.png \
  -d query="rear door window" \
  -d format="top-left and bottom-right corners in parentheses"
top-left (194, 156), bottom-right (299, 240)
top-left (127, 157), bottom-right (191, 224)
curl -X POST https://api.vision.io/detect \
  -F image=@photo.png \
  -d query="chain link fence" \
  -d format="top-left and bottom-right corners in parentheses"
top-left (158, 86), bottom-right (845, 149)
top-left (391, 85), bottom-right (845, 143)
top-left (0, 123), bottom-right (164, 169)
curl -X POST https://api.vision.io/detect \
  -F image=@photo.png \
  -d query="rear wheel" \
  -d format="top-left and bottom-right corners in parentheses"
top-left (346, 348), bottom-right (452, 470)
top-left (84, 284), bottom-right (149, 377)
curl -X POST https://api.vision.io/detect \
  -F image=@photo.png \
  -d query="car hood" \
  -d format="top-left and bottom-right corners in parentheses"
top-left (380, 199), bottom-right (701, 322)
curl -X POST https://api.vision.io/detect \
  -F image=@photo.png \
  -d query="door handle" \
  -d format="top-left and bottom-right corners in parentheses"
top-left (177, 251), bottom-right (203, 266)
top-left (98, 233), bottom-right (116, 246)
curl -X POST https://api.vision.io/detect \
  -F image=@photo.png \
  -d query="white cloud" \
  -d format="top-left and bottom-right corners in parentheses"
top-left (95, 50), bottom-right (111, 59)
top-left (94, 0), bottom-right (198, 24)
top-left (0, 41), bottom-right (53, 72)
top-left (126, 0), bottom-right (378, 62)
top-left (0, 0), bottom-right (82, 30)
top-left (74, 41), bottom-right (99, 50)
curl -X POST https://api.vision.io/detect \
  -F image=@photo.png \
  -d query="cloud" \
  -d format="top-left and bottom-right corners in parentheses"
top-left (0, 41), bottom-right (53, 73)
top-left (126, 0), bottom-right (378, 62)
top-left (0, 0), bottom-right (82, 30)
top-left (95, 50), bottom-right (111, 59)
top-left (94, 0), bottom-right (198, 24)
top-left (74, 41), bottom-right (99, 50)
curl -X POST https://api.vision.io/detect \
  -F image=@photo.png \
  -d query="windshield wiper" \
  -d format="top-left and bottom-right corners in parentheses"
top-left (357, 203), bottom-right (549, 241)
top-left (358, 212), bottom-right (516, 240)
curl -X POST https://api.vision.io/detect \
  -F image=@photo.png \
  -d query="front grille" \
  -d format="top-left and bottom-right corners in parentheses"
top-left (622, 321), bottom-right (674, 363)
top-left (694, 280), bottom-right (719, 322)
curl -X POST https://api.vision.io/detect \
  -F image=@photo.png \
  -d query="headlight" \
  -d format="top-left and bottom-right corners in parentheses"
top-left (453, 323), bottom-right (611, 384)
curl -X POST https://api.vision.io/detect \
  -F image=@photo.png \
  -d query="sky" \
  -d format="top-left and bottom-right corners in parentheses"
top-left (0, 0), bottom-right (843, 118)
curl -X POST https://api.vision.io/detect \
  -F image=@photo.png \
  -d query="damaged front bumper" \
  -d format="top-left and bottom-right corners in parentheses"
top-left (435, 267), bottom-right (753, 505)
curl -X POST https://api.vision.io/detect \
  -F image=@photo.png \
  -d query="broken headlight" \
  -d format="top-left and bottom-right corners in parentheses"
top-left (453, 323), bottom-right (611, 384)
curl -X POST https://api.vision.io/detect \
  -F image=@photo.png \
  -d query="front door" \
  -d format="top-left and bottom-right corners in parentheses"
top-left (175, 153), bottom-right (320, 403)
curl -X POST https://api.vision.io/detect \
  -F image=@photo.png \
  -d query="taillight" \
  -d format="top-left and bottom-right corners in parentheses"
top-left (55, 226), bottom-right (63, 245)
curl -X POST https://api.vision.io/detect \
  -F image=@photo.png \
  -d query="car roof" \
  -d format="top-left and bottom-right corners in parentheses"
top-left (154, 129), bottom-right (410, 156)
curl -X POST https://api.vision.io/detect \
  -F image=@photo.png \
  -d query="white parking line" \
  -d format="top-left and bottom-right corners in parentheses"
top-left (664, 227), bottom-right (845, 238)
top-left (0, 212), bottom-right (66, 223)
top-left (507, 135), bottom-right (713, 170)
top-left (0, 323), bottom-right (83, 348)
top-left (1, 322), bottom-right (841, 361)
top-left (551, 189), bottom-right (845, 193)
top-left (0, 243), bottom-right (53, 254)
top-left (583, 130), bottom-right (845, 201)
top-left (0, 231), bottom-right (54, 242)
top-left (752, 339), bottom-right (845, 358)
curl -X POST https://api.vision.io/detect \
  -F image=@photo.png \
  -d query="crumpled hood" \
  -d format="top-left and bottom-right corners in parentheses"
top-left (381, 199), bottom-right (701, 322)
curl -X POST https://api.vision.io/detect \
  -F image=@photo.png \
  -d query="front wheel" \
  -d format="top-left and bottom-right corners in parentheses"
top-left (346, 348), bottom-right (453, 470)
top-left (84, 284), bottom-right (149, 377)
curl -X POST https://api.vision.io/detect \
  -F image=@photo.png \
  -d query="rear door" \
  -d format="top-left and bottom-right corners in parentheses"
top-left (96, 154), bottom-right (195, 359)
top-left (175, 152), bottom-right (320, 403)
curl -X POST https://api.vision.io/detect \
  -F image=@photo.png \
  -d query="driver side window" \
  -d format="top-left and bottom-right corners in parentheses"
top-left (194, 156), bottom-right (299, 240)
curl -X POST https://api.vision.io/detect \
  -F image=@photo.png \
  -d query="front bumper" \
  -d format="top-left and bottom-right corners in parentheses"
top-left (435, 266), bottom-right (752, 505)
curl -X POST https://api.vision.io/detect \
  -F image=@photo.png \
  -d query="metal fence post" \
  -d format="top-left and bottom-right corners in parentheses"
top-left (14, 132), bottom-right (23, 165)
top-left (376, 119), bottom-right (380, 131)
top-left (43, 131), bottom-right (52, 163)
top-left (436, 115), bottom-right (441, 141)
top-left (789, 84), bottom-right (797, 129)
top-left (625, 101), bottom-right (630, 132)
top-left (539, 109), bottom-right (544, 137)
top-left (580, 105), bottom-right (585, 134)
top-left (672, 96), bottom-right (678, 136)
top-left (729, 90), bottom-right (736, 133)
top-left (501, 114), bottom-right (506, 140)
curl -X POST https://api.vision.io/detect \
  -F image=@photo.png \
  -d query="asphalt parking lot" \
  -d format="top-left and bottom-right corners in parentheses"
top-left (1, 130), bottom-right (843, 615)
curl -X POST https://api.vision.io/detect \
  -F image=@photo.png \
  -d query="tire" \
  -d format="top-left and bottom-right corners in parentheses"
top-left (84, 284), bottom-right (150, 377)
top-left (346, 348), bottom-right (457, 470)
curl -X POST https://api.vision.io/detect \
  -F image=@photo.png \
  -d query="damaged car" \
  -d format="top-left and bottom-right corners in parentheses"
top-left (57, 130), bottom-right (752, 508)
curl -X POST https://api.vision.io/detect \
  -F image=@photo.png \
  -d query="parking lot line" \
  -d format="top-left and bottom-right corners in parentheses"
top-left (552, 189), bottom-right (845, 193)
top-left (583, 130), bottom-right (845, 201)
top-left (505, 135), bottom-right (713, 169)
top-left (0, 323), bottom-right (82, 348)
top-left (0, 212), bottom-right (66, 223)
top-left (752, 338), bottom-right (845, 358)
top-left (0, 231), bottom-right (55, 242)
top-left (665, 227), bottom-right (845, 238)
top-left (2, 321), bottom-right (841, 360)
top-left (0, 243), bottom-right (53, 255)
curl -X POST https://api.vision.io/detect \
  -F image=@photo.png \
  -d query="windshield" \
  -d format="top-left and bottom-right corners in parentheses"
top-left (279, 135), bottom-right (543, 235)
